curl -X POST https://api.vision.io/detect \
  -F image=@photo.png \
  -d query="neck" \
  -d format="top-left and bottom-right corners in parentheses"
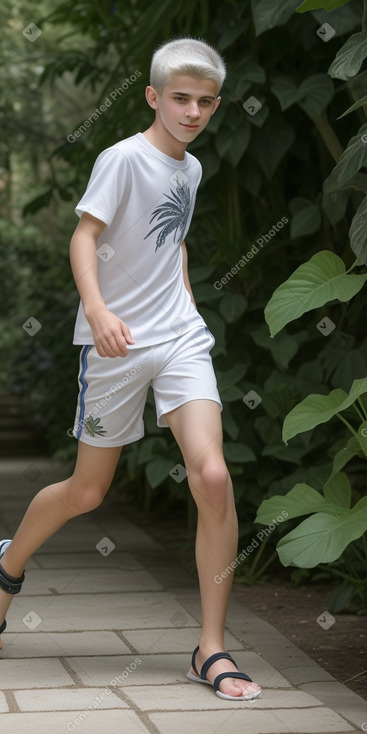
top-left (142, 121), bottom-right (187, 161)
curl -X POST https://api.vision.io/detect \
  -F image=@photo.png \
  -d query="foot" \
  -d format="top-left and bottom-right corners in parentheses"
top-left (190, 643), bottom-right (261, 699)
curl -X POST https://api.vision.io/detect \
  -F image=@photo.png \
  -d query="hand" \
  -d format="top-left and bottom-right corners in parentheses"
top-left (86, 306), bottom-right (134, 358)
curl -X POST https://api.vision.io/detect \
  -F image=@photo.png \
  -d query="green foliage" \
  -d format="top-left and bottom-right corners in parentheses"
top-left (264, 251), bottom-right (367, 337)
top-left (296, 0), bottom-right (352, 12)
top-left (256, 0), bottom-right (367, 608)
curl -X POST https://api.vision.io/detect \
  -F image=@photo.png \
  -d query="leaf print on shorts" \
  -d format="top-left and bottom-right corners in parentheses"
top-left (84, 416), bottom-right (107, 437)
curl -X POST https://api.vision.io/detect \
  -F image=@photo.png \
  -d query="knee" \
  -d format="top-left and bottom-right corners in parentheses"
top-left (191, 460), bottom-right (232, 513)
top-left (67, 479), bottom-right (109, 515)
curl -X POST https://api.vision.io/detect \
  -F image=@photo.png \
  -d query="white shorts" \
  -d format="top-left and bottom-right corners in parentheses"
top-left (72, 325), bottom-right (223, 447)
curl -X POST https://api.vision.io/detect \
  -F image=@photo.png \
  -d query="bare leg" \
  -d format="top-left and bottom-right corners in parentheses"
top-left (0, 442), bottom-right (122, 649)
top-left (164, 400), bottom-right (261, 698)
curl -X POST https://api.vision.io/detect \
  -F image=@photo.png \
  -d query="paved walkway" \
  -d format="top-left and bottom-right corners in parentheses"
top-left (0, 458), bottom-right (365, 733)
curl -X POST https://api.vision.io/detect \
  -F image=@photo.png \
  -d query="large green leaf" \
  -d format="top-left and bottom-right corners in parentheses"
top-left (217, 363), bottom-right (248, 387)
top-left (222, 404), bottom-right (240, 441)
top-left (276, 497), bottom-right (367, 567)
top-left (219, 293), bottom-right (248, 323)
top-left (188, 265), bottom-right (216, 284)
top-left (322, 187), bottom-right (350, 225)
top-left (252, 0), bottom-right (300, 36)
top-left (323, 123), bottom-right (367, 193)
top-left (298, 74), bottom-right (335, 116)
top-left (200, 307), bottom-right (226, 356)
top-left (264, 251), bottom-right (367, 338)
top-left (217, 18), bottom-right (249, 50)
top-left (223, 442), bottom-right (256, 463)
top-left (191, 282), bottom-right (222, 303)
top-left (215, 126), bottom-right (233, 157)
top-left (271, 74), bottom-right (334, 116)
top-left (261, 440), bottom-right (319, 464)
top-left (357, 420), bottom-right (367, 457)
top-left (248, 323), bottom-right (302, 368)
top-left (349, 195), bottom-right (367, 266)
top-left (146, 457), bottom-right (176, 489)
top-left (337, 92), bottom-right (367, 119)
top-left (255, 483), bottom-right (331, 524)
top-left (296, 0), bottom-right (352, 11)
top-left (225, 122), bottom-right (251, 167)
top-left (282, 377), bottom-right (367, 444)
top-left (289, 197), bottom-right (321, 238)
top-left (328, 32), bottom-right (367, 81)
top-left (326, 436), bottom-right (363, 482)
top-left (271, 75), bottom-right (302, 111)
top-left (248, 115), bottom-right (295, 179)
top-left (323, 471), bottom-right (351, 508)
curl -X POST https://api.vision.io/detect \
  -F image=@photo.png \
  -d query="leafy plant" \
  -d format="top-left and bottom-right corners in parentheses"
top-left (256, 0), bottom-right (367, 610)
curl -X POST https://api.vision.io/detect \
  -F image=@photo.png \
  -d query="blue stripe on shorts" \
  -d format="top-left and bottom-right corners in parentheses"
top-left (77, 345), bottom-right (91, 439)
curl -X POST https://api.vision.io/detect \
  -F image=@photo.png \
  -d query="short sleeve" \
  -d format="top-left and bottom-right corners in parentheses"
top-left (75, 148), bottom-right (132, 226)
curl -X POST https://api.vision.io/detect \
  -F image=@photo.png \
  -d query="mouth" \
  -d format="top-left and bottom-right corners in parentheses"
top-left (180, 123), bottom-right (200, 130)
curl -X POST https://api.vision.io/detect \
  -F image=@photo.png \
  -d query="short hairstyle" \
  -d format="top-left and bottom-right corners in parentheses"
top-left (150, 37), bottom-right (226, 96)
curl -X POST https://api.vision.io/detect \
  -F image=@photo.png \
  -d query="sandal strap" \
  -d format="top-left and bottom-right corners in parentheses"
top-left (191, 646), bottom-right (200, 676)
top-left (0, 619), bottom-right (6, 635)
top-left (0, 563), bottom-right (24, 595)
top-left (214, 670), bottom-right (253, 692)
top-left (201, 651), bottom-right (238, 680)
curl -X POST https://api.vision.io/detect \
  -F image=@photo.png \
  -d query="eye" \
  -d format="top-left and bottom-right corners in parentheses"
top-left (174, 96), bottom-right (186, 102)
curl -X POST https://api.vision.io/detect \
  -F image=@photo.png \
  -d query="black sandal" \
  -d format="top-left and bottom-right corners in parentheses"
top-left (186, 645), bottom-right (262, 700)
top-left (0, 543), bottom-right (25, 643)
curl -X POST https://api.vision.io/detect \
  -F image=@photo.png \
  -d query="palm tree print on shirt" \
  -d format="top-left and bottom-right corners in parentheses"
top-left (144, 178), bottom-right (191, 252)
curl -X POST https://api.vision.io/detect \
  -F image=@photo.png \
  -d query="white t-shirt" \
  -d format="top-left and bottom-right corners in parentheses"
top-left (72, 132), bottom-right (207, 348)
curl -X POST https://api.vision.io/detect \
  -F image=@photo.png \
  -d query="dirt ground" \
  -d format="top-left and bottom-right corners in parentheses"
top-left (122, 505), bottom-right (366, 701)
top-left (232, 579), bottom-right (366, 700)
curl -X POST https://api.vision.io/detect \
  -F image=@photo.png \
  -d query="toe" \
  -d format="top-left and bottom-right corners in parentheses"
top-left (241, 682), bottom-right (261, 698)
top-left (220, 679), bottom-right (244, 697)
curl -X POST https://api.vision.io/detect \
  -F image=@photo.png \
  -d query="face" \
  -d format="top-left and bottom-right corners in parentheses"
top-left (146, 74), bottom-right (221, 143)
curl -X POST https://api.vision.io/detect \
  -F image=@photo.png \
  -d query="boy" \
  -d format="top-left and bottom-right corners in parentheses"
top-left (0, 37), bottom-right (261, 701)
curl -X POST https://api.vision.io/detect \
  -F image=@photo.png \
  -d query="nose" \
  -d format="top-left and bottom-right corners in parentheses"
top-left (185, 102), bottom-right (201, 119)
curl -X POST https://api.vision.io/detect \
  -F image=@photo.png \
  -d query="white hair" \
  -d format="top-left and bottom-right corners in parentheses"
top-left (150, 37), bottom-right (226, 95)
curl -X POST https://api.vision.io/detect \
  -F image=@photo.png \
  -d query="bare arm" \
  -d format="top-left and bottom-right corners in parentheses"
top-left (181, 240), bottom-right (196, 308)
top-left (70, 212), bottom-right (134, 357)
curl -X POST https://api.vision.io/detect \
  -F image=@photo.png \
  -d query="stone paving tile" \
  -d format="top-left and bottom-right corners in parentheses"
top-left (275, 661), bottom-right (339, 685)
top-left (149, 708), bottom-right (357, 734)
top-left (6, 591), bottom-right (199, 632)
top-left (124, 685), bottom-right (323, 711)
top-left (66, 652), bottom-right (184, 687)
top-left (122, 626), bottom-right (243, 653)
top-left (299, 682), bottom-right (367, 732)
top-left (0, 690), bottom-right (8, 712)
top-left (14, 687), bottom-right (128, 711)
top-left (0, 710), bottom-right (151, 734)
top-left (34, 551), bottom-right (143, 569)
top-left (3, 631), bottom-right (129, 658)
top-left (21, 567), bottom-right (163, 594)
top-left (0, 658), bottom-right (74, 689)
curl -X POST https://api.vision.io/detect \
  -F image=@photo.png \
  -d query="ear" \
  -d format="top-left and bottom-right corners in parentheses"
top-left (212, 96), bottom-right (221, 115)
top-left (145, 85), bottom-right (159, 110)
